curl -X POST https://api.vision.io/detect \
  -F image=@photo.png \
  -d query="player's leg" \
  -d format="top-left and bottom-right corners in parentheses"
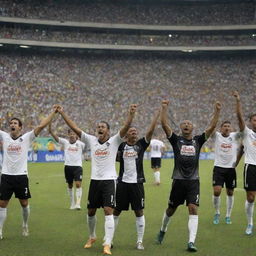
top-left (152, 158), bottom-right (161, 185)
top-left (102, 180), bottom-right (116, 255)
top-left (186, 180), bottom-right (200, 252)
top-left (156, 179), bottom-right (182, 244)
top-left (212, 167), bottom-right (225, 224)
top-left (65, 166), bottom-right (75, 209)
top-left (131, 183), bottom-right (145, 250)
top-left (113, 182), bottom-right (128, 236)
top-left (225, 168), bottom-right (236, 224)
top-left (0, 200), bottom-right (9, 240)
top-left (19, 199), bottom-right (30, 236)
top-left (16, 175), bottom-right (31, 237)
top-left (84, 180), bottom-right (99, 249)
top-left (0, 174), bottom-right (12, 240)
top-left (74, 167), bottom-right (83, 209)
top-left (245, 191), bottom-right (256, 235)
top-left (244, 164), bottom-right (256, 235)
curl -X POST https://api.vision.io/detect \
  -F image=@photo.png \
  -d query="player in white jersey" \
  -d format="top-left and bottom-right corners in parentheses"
top-left (234, 91), bottom-right (256, 235)
top-left (0, 106), bottom-right (58, 240)
top-left (49, 123), bottom-right (85, 210)
top-left (150, 138), bottom-right (165, 185)
top-left (56, 104), bottom-right (136, 255)
top-left (211, 121), bottom-right (241, 225)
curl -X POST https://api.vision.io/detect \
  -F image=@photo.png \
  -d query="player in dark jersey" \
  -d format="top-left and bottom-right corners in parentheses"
top-left (113, 110), bottom-right (159, 250)
top-left (156, 99), bottom-right (221, 252)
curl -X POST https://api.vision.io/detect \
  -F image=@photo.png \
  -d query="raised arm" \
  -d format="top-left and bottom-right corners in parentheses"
top-left (48, 121), bottom-right (59, 143)
top-left (205, 101), bottom-right (221, 139)
top-left (119, 104), bottom-right (137, 138)
top-left (161, 100), bottom-right (172, 138)
top-left (34, 105), bottom-right (58, 137)
top-left (145, 109), bottom-right (160, 142)
top-left (58, 106), bottom-right (82, 138)
top-left (233, 91), bottom-right (245, 132)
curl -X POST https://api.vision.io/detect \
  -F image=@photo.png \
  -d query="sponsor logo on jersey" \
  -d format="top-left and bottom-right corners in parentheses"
top-left (220, 143), bottom-right (232, 150)
top-left (7, 144), bottom-right (22, 154)
top-left (180, 145), bottom-right (196, 156)
top-left (95, 148), bottom-right (109, 157)
top-left (67, 146), bottom-right (79, 152)
top-left (123, 150), bottom-right (138, 158)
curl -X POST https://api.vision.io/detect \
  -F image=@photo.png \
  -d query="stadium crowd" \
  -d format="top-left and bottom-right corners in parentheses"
top-left (0, 0), bottom-right (255, 25)
top-left (0, 51), bottom-right (255, 149)
top-left (0, 27), bottom-right (255, 47)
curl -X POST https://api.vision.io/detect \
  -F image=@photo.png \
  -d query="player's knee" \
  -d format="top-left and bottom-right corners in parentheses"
top-left (226, 189), bottom-right (234, 196)
top-left (134, 210), bottom-right (143, 217)
top-left (213, 186), bottom-right (222, 196)
top-left (188, 204), bottom-right (198, 215)
top-left (88, 208), bottom-right (97, 216)
top-left (104, 206), bottom-right (114, 216)
top-left (247, 193), bottom-right (255, 203)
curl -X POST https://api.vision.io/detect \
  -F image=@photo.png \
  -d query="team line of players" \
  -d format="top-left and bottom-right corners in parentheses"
top-left (0, 91), bottom-right (255, 254)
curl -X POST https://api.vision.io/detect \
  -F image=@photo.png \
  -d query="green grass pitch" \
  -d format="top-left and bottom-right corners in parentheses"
top-left (0, 159), bottom-right (254, 256)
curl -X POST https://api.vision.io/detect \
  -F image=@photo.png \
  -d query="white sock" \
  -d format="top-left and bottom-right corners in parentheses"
top-left (67, 188), bottom-right (75, 206)
top-left (114, 215), bottom-right (119, 230)
top-left (154, 171), bottom-right (160, 183)
top-left (22, 205), bottom-right (30, 227)
top-left (213, 195), bottom-right (221, 214)
top-left (0, 207), bottom-right (7, 230)
top-left (136, 215), bottom-right (145, 243)
top-left (75, 187), bottom-right (82, 206)
top-left (104, 215), bottom-right (115, 246)
top-left (226, 195), bottom-right (234, 218)
top-left (87, 215), bottom-right (97, 238)
top-left (160, 212), bottom-right (170, 232)
top-left (245, 200), bottom-right (254, 226)
top-left (188, 215), bottom-right (198, 244)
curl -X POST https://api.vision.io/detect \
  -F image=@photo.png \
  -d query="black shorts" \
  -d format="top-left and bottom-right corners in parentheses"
top-left (168, 179), bottom-right (200, 208)
top-left (87, 179), bottom-right (116, 209)
top-left (0, 174), bottom-right (31, 200)
top-left (115, 182), bottom-right (145, 211)
top-left (212, 166), bottom-right (237, 189)
top-left (244, 164), bottom-right (256, 191)
top-left (151, 158), bottom-right (161, 168)
top-left (64, 166), bottom-right (83, 184)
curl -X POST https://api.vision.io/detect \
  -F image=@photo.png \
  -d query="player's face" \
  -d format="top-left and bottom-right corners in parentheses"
top-left (9, 119), bottom-right (22, 137)
top-left (250, 116), bottom-right (256, 131)
top-left (180, 120), bottom-right (193, 135)
top-left (96, 122), bottom-right (110, 142)
top-left (68, 131), bottom-right (77, 143)
top-left (126, 127), bottom-right (138, 143)
top-left (220, 123), bottom-right (232, 136)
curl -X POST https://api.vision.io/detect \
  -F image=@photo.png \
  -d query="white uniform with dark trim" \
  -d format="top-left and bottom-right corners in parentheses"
top-left (0, 130), bottom-right (35, 175)
top-left (58, 138), bottom-right (85, 167)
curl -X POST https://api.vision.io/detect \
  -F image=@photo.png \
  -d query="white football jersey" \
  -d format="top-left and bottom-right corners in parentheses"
top-left (81, 131), bottom-right (122, 180)
top-left (150, 139), bottom-right (165, 158)
top-left (58, 138), bottom-right (85, 167)
top-left (0, 130), bottom-right (35, 175)
top-left (213, 132), bottom-right (241, 168)
top-left (242, 126), bottom-right (256, 165)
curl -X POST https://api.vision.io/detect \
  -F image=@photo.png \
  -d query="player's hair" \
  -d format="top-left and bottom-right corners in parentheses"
top-left (249, 114), bottom-right (256, 121)
top-left (220, 120), bottom-right (231, 127)
top-left (10, 117), bottom-right (22, 127)
top-left (98, 121), bottom-right (110, 130)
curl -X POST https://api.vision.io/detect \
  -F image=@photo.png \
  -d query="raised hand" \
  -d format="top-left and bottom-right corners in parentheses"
top-left (215, 101), bottom-right (221, 111)
top-left (233, 91), bottom-right (240, 101)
